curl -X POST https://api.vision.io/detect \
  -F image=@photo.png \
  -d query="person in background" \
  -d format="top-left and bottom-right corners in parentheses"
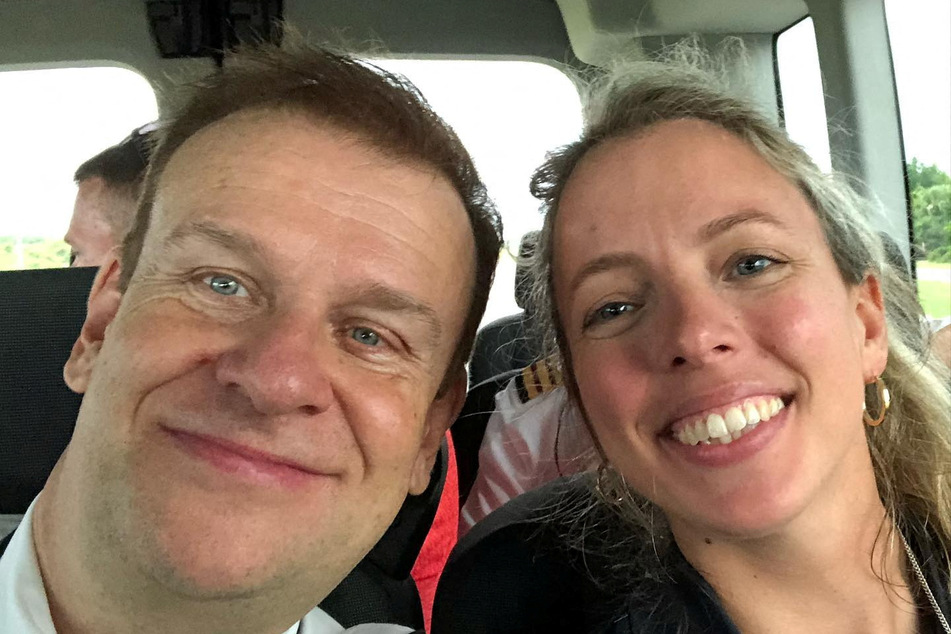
top-left (459, 357), bottom-right (595, 534)
top-left (66, 124), bottom-right (157, 267)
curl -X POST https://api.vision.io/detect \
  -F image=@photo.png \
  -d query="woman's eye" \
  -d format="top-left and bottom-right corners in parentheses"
top-left (585, 301), bottom-right (636, 328)
top-left (351, 326), bottom-right (382, 347)
top-left (203, 274), bottom-right (248, 297)
top-left (733, 255), bottom-right (774, 277)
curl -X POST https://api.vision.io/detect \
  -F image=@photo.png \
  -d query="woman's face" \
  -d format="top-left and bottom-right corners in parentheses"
top-left (552, 119), bottom-right (888, 538)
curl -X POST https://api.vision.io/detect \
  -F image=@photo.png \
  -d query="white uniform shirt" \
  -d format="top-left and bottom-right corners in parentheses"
top-left (0, 498), bottom-right (412, 634)
top-left (459, 377), bottom-right (595, 535)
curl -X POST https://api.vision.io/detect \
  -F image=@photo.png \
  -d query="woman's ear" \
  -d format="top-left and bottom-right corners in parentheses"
top-left (63, 256), bottom-right (123, 394)
top-left (855, 273), bottom-right (889, 381)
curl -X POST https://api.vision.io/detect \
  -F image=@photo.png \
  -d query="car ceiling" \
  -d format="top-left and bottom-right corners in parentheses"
top-left (559, 0), bottom-right (808, 64)
top-left (1, 0), bottom-right (809, 79)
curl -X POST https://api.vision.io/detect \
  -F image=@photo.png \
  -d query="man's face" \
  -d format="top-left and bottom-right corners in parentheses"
top-left (65, 176), bottom-right (129, 267)
top-left (63, 109), bottom-right (475, 602)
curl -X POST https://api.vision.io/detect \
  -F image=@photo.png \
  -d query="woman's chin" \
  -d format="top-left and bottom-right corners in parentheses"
top-left (667, 492), bottom-right (808, 543)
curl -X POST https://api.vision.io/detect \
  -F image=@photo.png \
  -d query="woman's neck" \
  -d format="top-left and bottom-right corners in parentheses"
top-left (670, 461), bottom-right (918, 634)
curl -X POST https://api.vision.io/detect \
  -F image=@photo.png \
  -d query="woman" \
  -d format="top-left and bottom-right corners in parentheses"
top-left (526, 48), bottom-right (951, 632)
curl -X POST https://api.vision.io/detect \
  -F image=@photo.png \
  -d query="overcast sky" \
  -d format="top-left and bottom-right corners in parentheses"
top-left (885, 0), bottom-right (951, 173)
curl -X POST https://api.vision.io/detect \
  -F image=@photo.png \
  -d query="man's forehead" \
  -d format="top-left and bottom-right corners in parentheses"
top-left (156, 109), bottom-right (457, 207)
top-left (71, 178), bottom-right (119, 228)
top-left (144, 105), bottom-right (476, 322)
top-left (163, 108), bottom-right (367, 172)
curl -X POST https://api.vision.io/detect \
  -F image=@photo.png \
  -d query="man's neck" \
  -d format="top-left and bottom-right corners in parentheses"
top-left (671, 453), bottom-right (918, 634)
top-left (32, 462), bottom-right (308, 634)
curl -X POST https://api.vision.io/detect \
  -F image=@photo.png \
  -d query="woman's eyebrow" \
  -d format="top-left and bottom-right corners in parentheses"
top-left (569, 252), bottom-right (642, 296)
top-left (568, 211), bottom-right (787, 295)
top-left (697, 210), bottom-right (787, 243)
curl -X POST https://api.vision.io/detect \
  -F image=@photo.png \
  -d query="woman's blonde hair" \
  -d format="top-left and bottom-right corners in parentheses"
top-left (528, 40), bottom-right (951, 595)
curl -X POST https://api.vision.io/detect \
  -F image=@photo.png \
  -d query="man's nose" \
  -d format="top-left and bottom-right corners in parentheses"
top-left (650, 282), bottom-right (741, 371)
top-left (214, 314), bottom-right (334, 417)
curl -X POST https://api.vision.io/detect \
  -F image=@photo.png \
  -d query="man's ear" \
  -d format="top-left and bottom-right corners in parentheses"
top-left (63, 255), bottom-right (123, 394)
top-left (855, 273), bottom-right (889, 381)
top-left (407, 367), bottom-right (467, 496)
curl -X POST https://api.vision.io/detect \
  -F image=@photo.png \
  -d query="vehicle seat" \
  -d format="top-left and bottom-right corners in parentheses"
top-left (468, 231), bottom-right (542, 388)
top-left (0, 266), bottom-right (443, 629)
top-left (431, 474), bottom-right (624, 633)
top-left (0, 266), bottom-right (93, 518)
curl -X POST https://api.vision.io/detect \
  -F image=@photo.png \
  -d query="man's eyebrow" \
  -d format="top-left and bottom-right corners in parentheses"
top-left (569, 252), bottom-right (642, 295)
top-left (347, 284), bottom-right (443, 344)
top-left (164, 220), bottom-right (270, 263)
top-left (698, 210), bottom-right (787, 243)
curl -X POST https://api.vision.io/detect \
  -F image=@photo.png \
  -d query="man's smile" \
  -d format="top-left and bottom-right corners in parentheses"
top-left (162, 425), bottom-right (329, 490)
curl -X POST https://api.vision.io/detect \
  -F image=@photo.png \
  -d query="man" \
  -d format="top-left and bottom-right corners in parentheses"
top-left (0, 42), bottom-right (501, 633)
top-left (66, 124), bottom-right (156, 267)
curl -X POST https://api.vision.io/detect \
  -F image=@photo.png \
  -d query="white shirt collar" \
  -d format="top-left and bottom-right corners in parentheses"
top-left (0, 497), bottom-right (410, 634)
top-left (0, 499), bottom-right (56, 632)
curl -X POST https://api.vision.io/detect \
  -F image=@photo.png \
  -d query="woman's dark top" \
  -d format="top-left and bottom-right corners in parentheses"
top-left (432, 475), bottom-right (950, 634)
top-left (602, 522), bottom-right (950, 634)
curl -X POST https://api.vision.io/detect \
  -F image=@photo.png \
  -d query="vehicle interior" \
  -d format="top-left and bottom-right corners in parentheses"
top-left (1, 0), bottom-right (947, 630)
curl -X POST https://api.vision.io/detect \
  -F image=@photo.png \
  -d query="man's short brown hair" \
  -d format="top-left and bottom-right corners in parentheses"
top-left (121, 42), bottom-right (502, 376)
top-left (74, 126), bottom-right (156, 238)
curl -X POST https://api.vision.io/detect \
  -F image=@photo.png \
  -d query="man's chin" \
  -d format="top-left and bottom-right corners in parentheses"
top-left (143, 525), bottom-right (298, 601)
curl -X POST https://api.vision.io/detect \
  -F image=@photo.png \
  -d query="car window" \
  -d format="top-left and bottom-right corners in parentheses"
top-left (776, 17), bottom-right (832, 172)
top-left (375, 59), bottom-right (583, 326)
top-left (0, 66), bottom-right (158, 271)
top-left (884, 0), bottom-right (951, 328)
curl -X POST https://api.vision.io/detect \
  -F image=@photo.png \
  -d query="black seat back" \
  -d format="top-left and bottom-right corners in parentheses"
top-left (432, 475), bottom-right (621, 633)
top-left (0, 266), bottom-right (441, 629)
top-left (0, 266), bottom-right (94, 513)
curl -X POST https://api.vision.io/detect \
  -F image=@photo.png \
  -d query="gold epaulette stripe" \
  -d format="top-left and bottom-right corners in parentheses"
top-left (517, 359), bottom-right (563, 403)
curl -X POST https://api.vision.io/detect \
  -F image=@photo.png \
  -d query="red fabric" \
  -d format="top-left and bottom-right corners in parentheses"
top-left (410, 432), bottom-right (459, 632)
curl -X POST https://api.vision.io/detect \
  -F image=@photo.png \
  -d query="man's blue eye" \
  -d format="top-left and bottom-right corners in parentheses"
top-left (734, 256), bottom-right (773, 276)
top-left (204, 275), bottom-right (247, 297)
top-left (351, 327), bottom-right (381, 347)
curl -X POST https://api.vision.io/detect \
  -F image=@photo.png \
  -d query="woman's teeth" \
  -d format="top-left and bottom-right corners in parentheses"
top-left (674, 397), bottom-right (784, 446)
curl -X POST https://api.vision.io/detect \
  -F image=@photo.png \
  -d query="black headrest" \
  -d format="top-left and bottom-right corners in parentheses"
top-left (467, 316), bottom-right (540, 390)
top-left (513, 230), bottom-right (539, 312)
top-left (467, 231), bottom-right (543, 390)
top-left (0, 266), bottom-right (95, 513)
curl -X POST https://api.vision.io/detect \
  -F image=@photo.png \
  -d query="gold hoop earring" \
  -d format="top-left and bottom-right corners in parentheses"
top-left (862, 376), bottom-right (890, 427)
top-left (595, 463), bottom-right (626, 505)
